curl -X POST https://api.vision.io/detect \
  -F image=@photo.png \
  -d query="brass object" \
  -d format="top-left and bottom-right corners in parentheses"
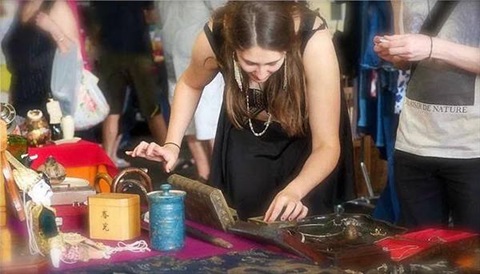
top-left (110, 167), bottom-right (152, 209)
top-left (93, 172), bottom-right (113, 193)
top-left (37, 156), bottom-right (66, 185)
top-left (0, 102), bottom-right (16, 133)
top-left (344, 224), bottom-right (359, 240)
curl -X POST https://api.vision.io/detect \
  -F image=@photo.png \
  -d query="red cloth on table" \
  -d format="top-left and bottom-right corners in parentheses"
top-left (28, 140), bottom-right (118, 178)
top-left (376, 228), bottom-right (479, 261)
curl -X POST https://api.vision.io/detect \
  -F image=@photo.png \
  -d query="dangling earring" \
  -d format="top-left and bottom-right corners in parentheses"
top-left (283, 55), bottom-right (288, 91)
top-left (233, 54), bottom-right (243, 92)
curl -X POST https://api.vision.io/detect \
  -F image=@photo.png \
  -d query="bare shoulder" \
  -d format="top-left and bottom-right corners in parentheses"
top-left (192, 21), bottom-right (218, 71)
top-left (184, 26), bottom-right (219, 88)
top-left (303, 27), bottom-right (335, 60)
top-left (302, 17), bottom-right (339, 83)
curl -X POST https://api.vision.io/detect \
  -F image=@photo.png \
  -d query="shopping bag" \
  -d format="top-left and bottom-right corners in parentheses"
top-left (51, 47), bottom-right (109, 130)
top-left (74, 69), bottom-right (109, 130)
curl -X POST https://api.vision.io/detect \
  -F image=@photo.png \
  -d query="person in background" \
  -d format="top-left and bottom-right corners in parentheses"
top-left (374, 0), bottom-right (480, 232)
top-left (1, 0), bottom-right (79, 118)
top-left (0, 0), bottom-right (17, 102)
top-left (93, 1), bottom-right (168, 167)
top-left (156, 0), bottom-right (225, 182)
top-left (129, 1), bottom-right (347, 222)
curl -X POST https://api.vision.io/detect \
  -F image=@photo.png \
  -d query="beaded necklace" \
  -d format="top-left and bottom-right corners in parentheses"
top-left (245, 86), bottom-right (272, 137)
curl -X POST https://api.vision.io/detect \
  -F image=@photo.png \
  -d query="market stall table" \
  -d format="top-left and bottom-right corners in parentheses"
top-left (28, 140), bottom-right (118, 192)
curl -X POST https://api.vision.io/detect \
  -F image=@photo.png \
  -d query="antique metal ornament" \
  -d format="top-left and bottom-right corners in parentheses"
top-left (37, 155), bottom-right (66, 184)
top-left (292, 212), bottom-right (404, 244)
top-left (111, 167), bottom-right (153, 207)
top-left (344, 224), bottom-right (359, 240)
top-left (296, 223), bottom-right (345, 241)
top-left (0, 102), bottom-right (16, 133)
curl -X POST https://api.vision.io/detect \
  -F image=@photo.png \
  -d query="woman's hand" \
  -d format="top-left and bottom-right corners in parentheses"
top-left (373, 34), bottom-right (432, 62)
top-left (126, 141), bottom-right (180, 173)
top-left (263, 189), bottom-right (308, 223)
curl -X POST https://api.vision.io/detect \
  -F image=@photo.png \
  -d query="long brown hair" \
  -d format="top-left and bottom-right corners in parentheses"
top-left (214, 1), bottom-right (313, 137)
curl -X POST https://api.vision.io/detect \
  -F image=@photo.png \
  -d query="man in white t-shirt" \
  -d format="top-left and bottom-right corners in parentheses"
top-left (374, 0), bottom-right (480, 233)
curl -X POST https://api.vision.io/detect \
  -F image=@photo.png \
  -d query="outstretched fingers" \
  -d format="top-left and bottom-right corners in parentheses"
top-left (264, 194), bottom-right (308, 223)
top-left (126, 141), bottom-right (162, 161)
top-left (125, 141), bottom-right (180, 174)
top-left (126, 141), bottom-right (149, 157)
top-left (287, 202), bottom-right (308, 221)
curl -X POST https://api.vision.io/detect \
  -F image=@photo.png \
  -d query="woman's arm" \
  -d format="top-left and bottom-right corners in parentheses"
top-left (165, 29), bottom-right (220, 153)
top-left (264, 27), bottom-right (341, 222)
top-left (129, 26), bottom-right (220, 172)
top-left (36, 0), bottom-right (79, 53)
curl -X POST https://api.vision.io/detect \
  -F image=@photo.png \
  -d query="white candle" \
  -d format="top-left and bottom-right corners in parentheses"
top-left (61, 115), bottom-right (75, 140)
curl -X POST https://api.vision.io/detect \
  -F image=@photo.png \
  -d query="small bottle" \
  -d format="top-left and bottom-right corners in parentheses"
top-left (46, 98), bottom-right (63, 141)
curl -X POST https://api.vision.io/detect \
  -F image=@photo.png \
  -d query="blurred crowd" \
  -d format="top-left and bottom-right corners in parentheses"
top-left (0, 0), bottom-right (225, 181)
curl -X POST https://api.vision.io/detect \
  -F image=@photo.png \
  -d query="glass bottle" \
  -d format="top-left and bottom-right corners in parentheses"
top-left (50, 122), bottom-right (63, 141)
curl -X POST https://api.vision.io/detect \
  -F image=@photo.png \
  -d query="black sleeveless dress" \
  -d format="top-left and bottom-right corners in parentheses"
top-left (1, 1), bottom-right (56, 117)
top-left (205, 13), bottom-right (355, 220)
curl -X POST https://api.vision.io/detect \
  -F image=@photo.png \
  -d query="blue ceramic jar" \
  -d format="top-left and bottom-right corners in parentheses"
top-left (147, 184), bottom-right (186, 251)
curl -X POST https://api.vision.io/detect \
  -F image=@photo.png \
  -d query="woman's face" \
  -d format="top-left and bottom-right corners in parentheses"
top-left (236, 46), bottom-right (285, 83)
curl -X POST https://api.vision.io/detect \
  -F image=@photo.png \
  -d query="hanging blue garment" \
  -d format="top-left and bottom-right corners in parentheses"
top-left (355, 1), bottom-right (400, 224)
top-left (358, 0), bottom-right (393, 133)
top-left (372, 68), bottom-right (400, 224)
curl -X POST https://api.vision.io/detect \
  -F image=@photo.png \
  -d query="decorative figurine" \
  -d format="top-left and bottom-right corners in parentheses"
top-left (5, 152), bottom-right (150, 268)
top-left (25, 109), bottom-right (51, 147)
top-left (36, 156), bottom-right (66, 184)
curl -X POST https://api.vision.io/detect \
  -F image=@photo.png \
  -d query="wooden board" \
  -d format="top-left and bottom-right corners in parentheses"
top-left (167, 174), bottom-right (236, 232)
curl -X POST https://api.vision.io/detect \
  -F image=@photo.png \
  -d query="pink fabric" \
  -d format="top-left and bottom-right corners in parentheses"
top-left (58, 221), bottom-right (267, 271)
top-left (28, 140), bottom-right (118, 178)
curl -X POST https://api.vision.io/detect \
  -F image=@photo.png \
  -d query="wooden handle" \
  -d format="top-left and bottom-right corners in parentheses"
top-left (93, 172), bottom-right (113, 193)
top-left (1, 121), bottom-right (25, 221)
top-left (186, 225), bottom-right (233, 249)
top-left (0, 120), bottom-right (6, 152)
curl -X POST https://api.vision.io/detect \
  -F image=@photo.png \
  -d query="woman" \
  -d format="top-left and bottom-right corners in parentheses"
top-left (1, 0), bottom-right (79, 118)
top-left (129, 1), bottom-right (344, 222)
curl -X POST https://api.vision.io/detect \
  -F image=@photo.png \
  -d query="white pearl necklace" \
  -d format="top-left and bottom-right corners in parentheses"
top-left (245, 88), bottom-right (272, 137)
